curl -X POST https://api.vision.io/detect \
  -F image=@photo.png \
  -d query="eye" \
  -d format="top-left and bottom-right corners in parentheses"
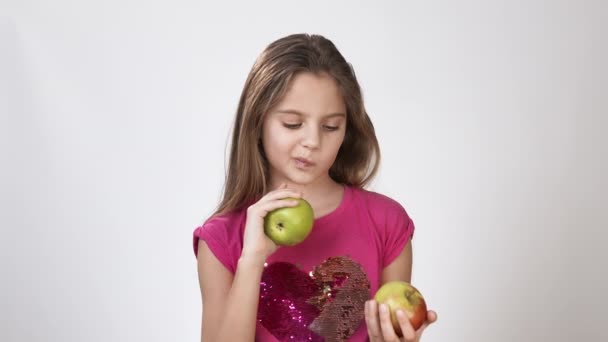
top-left (323, 125), bottom-right (340, 131)
top-left (283, 123), bottom-right (302, 129)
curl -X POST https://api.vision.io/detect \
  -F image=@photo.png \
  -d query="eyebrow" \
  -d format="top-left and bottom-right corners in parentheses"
top-left (275, 109), bottom-right (346, 118)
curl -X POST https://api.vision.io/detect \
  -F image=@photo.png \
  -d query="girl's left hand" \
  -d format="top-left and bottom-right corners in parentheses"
top-left (365, 300), bottom-right (438, 342)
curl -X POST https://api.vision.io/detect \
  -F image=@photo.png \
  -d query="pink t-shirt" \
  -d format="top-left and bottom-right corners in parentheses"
top-left (193, 186), bottom-right (415, 342)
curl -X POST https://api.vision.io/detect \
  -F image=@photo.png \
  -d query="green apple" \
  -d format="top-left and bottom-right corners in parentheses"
top-left (263, 198), bottom-right (314, 246)
top-left (374, 281), bottom-right (427, 335)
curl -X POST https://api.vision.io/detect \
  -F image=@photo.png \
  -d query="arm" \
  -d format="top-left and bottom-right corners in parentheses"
top-left (197, 184), bottom-right (303, 341)
top-left (380, 240), bottom-right (413, 284)
top-left (197, 240), bottom-right (266, 341)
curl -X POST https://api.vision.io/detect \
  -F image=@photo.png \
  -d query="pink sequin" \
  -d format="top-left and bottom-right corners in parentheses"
top-left (258, 256), bottom-right (370, 341)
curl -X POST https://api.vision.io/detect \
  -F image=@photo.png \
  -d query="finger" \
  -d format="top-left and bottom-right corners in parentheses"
top-left (413, 310), bottom-right (438, 338)
top-left (257, 199), bottom-right (301, 216)
top-left (396, 310), bottom-right (416, 341)
top-left (419, 311), bottom-right (438, 330)
top-left (426, 310), bottom-right (438, 323)
top-left (364, 301), bottom-right (382, 341)
top-left (270, 182), bottom-right (287, 191)
top-left (263, 188), bottom-right (303, 201)
top-left (378, 304), bottom-right (399, 341)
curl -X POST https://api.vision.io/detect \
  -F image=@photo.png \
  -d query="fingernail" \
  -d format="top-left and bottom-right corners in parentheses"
top-left (380, 304), bottom-right (388, 313)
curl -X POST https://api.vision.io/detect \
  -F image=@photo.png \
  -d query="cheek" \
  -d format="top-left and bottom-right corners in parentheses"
top-left (262, 127), bottom-right (293, 157)
top-left (322, 134), bottom-right (345, 162)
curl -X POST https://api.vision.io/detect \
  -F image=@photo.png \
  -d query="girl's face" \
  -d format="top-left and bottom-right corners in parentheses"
top-left (262, 72), bottom-right (347, 187)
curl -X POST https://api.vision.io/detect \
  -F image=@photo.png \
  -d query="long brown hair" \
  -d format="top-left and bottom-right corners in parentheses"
top-left (213, 33), bottom-right (380, 216)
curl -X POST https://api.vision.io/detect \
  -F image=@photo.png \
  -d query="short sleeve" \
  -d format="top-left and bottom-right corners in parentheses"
top-left (382, 203), bottom-right (415, 268)
top-left (192, 215), bottom-right (240, 273)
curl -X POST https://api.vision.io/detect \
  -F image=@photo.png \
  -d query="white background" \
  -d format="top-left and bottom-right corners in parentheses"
top-left (1, 1), bottom-right (606, 341)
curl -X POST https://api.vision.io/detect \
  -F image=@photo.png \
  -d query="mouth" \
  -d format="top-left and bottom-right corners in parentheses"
top-left (294, 157), bottom-right (315, 168)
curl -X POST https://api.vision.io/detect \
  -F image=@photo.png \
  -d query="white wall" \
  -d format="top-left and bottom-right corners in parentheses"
top-left (1, 1), bottom-right (606, 341)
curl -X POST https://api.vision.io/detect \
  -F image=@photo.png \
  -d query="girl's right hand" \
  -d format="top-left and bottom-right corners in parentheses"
top-left (241, 183), bottom-right (303, 262)
top-left (365, 300), bottom-right (438, 342)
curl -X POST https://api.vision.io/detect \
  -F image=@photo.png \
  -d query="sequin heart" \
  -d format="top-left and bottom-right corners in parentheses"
top-left (258, 256), bottom-right (370, 341)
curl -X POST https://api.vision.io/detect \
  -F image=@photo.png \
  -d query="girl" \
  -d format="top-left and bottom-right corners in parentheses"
top-left (193, 33), bottom-right (437, 342)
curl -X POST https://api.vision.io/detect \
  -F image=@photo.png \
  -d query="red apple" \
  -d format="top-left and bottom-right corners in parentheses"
top-left (373, 281), bottom-right (427, 336)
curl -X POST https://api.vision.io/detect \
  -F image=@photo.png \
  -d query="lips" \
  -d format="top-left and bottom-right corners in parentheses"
top-left (294, 157), bottom-right (314, 168)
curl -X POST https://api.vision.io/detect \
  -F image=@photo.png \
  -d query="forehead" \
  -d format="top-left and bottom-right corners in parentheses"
top-left (274, 72), bottom-right (346, 116)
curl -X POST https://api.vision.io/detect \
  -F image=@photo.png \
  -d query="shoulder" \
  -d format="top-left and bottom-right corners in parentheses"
top-left (201, 208), bottom-right (247, 231)
top-left (349, 186), bottom-right (409, 217)
top-left (348, 187), bottom-right (416, 265)
top-left (193, 209), bottom-right (246, 269)
top-left (347, 186), bottom-right (414, 236)
top-left (196, 208), bottom-right (247, 236)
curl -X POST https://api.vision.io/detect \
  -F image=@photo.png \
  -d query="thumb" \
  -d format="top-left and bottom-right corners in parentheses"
top-left (416, 311), bottom-right (438, 336)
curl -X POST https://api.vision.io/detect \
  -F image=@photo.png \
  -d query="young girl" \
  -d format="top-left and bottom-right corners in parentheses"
top-left (193, 33), bottom-right (437, 342)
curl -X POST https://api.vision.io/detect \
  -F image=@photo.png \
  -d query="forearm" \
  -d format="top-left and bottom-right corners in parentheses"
top-left (213, 255), bottom-right (265, 341)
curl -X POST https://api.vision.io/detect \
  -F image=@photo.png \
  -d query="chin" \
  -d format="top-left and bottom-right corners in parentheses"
top-left (282, 172), bottom-right (319, 186)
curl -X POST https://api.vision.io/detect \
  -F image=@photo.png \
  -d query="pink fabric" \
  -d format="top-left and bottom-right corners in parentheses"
top-left (193, 186), bottom-right (415, 341)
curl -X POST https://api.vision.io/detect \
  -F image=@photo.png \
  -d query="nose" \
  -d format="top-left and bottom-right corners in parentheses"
top-left (301, 125), bottom-right (320, 150)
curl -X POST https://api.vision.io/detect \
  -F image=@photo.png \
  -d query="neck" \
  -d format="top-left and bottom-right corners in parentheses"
top-left (268, 175), bottom-right (342, 202)
top-left (269, 176), bottom-right (344, 219)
